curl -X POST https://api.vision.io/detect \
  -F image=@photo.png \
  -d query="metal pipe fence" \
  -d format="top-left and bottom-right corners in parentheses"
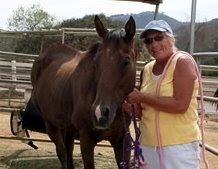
top-left (0, 50), bottom-right (217, 112)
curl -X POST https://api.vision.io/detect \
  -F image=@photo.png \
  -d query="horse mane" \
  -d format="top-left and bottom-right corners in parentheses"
top-left (86, 43), bottom-right (100, 57)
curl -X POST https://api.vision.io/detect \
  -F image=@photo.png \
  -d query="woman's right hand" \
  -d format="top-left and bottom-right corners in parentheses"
top-left (122, 101), bottom-right (132, 115)
top-left (122, 102), bottom-right (142, 119)
top-left (126, 88), bottom-right (143, 104)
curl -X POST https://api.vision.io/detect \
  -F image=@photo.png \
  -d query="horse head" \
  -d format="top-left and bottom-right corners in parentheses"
top-left (91, 15), bottom-right (136, 130)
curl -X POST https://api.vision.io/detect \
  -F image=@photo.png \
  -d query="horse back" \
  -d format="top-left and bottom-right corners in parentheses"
top-left (31, 44), bottom-right (78, 88)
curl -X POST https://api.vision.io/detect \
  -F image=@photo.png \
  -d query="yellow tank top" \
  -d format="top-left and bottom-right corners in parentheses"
top-left (139, 51), bottom-right (201, 146)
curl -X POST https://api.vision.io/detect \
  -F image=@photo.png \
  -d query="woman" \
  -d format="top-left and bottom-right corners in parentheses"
top-left (123, 20), bottom-right (201, 169)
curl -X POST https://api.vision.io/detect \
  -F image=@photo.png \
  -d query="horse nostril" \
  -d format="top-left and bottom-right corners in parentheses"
top-left (102, 106), bottom-right (110, 119)
top-left (97, 106), bottom-right (110, 126)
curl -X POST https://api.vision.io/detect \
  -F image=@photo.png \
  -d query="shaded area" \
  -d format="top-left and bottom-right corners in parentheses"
top-left (0, 148), bottom-right (117, 169)
top-left (0, 149), bottom-right (29, 165)
top-left (9, 158), bottom-right (62, 169)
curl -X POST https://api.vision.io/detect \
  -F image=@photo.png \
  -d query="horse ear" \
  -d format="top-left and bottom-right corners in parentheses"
top-left (94, 15), bottom-right (109, 39)
top-left (124, 16), bottom-right (136, 42)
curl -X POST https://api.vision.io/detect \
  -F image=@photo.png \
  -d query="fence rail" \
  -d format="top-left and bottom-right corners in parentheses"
top-left (0, 51), bottom-right (217, 113)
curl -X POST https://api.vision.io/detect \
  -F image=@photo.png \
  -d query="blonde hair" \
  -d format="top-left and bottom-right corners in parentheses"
top-left (165, 32), bottom-right (178, 52)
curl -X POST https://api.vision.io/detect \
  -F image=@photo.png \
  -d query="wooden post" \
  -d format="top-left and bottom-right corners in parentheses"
top-left (11, 60), bottom-right (17, 81)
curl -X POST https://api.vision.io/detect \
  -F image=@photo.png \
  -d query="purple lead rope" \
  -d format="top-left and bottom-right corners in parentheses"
top-left (121, 104), bottom-right (147, 169)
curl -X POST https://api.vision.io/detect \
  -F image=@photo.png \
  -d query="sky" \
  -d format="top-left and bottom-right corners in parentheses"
top-left (0, 0), bottom-right (218, 30)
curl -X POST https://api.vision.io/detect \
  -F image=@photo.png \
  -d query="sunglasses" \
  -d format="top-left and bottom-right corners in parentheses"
top-left (143, 35), bottom-right (165, 45)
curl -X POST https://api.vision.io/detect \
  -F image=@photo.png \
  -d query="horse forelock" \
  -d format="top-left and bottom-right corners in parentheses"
top-left (106, 29), bottom-right (126, 43)
top-left (86, 29), bottom-right (130, 57)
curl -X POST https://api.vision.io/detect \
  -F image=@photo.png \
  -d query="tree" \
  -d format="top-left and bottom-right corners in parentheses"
top-left (8, 4), bottom-right (57, 31)
top-left (59, 14), bottom-right (124, 28)
top-left (56, 14), bottom-right (126, 51)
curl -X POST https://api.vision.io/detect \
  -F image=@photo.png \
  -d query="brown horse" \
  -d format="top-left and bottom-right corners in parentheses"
top-left (31, 16), bottom-right (136, 169)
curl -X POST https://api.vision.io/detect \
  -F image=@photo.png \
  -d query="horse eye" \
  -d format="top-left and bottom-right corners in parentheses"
top-left (124, 59), bottom-right (130, 66)
top-left (121, 56), bottom-right (130, 71)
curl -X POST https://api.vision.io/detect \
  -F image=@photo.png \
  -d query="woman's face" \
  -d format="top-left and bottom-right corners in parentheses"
top-left (144, 30), bottom-right (173, 62)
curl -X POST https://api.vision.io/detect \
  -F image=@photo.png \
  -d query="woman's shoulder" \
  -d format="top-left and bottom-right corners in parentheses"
top-left (175, 51), bottom-right (193, 60)
top-left (174, 51), bottom-right (198, 78)
top-left (175, 51), bottom-right (195, 66)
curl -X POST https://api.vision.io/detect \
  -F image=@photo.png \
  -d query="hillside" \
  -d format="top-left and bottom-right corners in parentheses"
top-left (110, 11), bottom-right (184, 29)
top-left (111, 12), bottom-right (218, 49)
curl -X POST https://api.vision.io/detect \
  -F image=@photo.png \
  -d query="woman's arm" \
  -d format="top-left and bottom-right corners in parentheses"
top-left (126, 56), bottom-right (197, 114)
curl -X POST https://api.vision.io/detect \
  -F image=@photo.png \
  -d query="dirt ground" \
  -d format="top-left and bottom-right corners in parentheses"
top-left (0, 112), bottom-right (217, 169)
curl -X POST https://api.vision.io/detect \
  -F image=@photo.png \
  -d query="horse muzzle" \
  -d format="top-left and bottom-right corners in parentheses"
top-left (92, 104), bottom-right (115, 130)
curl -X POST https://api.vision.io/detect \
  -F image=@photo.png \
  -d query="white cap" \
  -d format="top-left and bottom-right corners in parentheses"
top-left (140, 20), bottom-right (173, 38)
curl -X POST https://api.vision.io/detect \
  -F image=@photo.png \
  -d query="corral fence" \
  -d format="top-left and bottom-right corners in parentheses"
top-left (0, 28), bottom-right (217, 156)
top-left (0, 50), bottom-right (217, 114)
